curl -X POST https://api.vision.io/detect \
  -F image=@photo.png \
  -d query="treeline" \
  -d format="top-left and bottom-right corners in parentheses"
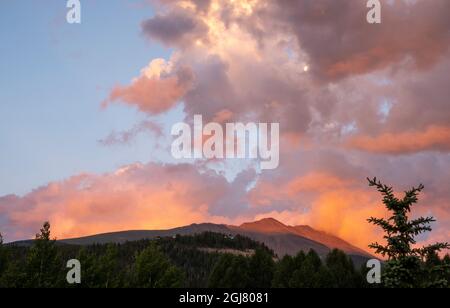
top-left (1, 223), bottom-right (449, 288)
top-left (0, 224), bottom-right (272, 288)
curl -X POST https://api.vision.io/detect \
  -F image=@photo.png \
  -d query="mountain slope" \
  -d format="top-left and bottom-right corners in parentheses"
top-left (232, 218), bottom-right (371, 258)
top-left (290, 225), bottom-right (370, 257)
top-left (52, 218), bottom-right (372, 262)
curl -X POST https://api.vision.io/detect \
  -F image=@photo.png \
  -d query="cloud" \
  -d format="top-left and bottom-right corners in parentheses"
top-left (249, 0), bottom-right (450, 81)
top-left (247, 147), bottom-right (450, 253)
top-left (4, 0), bottom-right (450, 255)
top-left (347, 125), bottom-right (450, 154)
top-left (0, 163), bottom-right (246, 242)
top-left (98, 120), bottom-right (162, 146)
top-left (102, 59), bottom-right (193, 114)
top-left (142, 7), bottom-right (209, 47)
top-left (247, 171), bottom-right (386, 251)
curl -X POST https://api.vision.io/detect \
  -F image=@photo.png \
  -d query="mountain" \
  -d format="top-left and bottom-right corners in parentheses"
top-left (50, 218), bottom-right (372, 263)
top-left (237, 218), bottom-right (369, 256)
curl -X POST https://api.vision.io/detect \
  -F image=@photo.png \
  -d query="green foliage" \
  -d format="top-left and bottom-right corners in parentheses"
top-left (325, 249), bottom-right (364, 288)
top-left (90, 244), bottom-right (122, 288)
top-left (24, 222), bottom-right (64, 287)
top-left (130, 243), bottom-right (185, 288)
top-left (208, 247), bottom-right (276, 288)
top-left (248, 249), bottom-right (275, 288)
top-left (272, 249), bottom-right (365, 288)
top-left (0, 232), bottom-right (6, 275)
top-left (0, 232), bottom-right (10, 286)
top-left (272, 255), bottom-right (294, 287)
top-left (1, 220), bottom-right (422, 288)
top-left (288, 250), bottom-right (340, 288)
top-left (367, 178), bottom-right (450, 288)
top-left (208, 254), bottom-right (251, 288)
top-left (75, 247), bottom-right (101, 288)
top-left (0, 227), bottom-right (276, 288)
top-left (289, 250), bottom-right (323, 288)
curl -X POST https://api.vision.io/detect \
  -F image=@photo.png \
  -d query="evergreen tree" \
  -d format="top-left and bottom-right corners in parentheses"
top-left (94, 244), bottom-right (123, 288)
top-left (443, 255), bottom-right (450, 284)
top-left (208, 254), bottom-right (251, 288)
top-left (367, 178), bottom-right (450, 288)
top-left (289, 250), bottom-right (323, 288)
top-left (0, 260), bottom-right (27, 288)
top-left (75, 247), bottom-right (105, 288)
top-left (0, 232), bottom-right (9, 284)
top-left (248, 248), bottom-right (275, 288)
top-left (272, 255), bottom-right (294, 288)
top-left (25, 222), bottom-right (63, 288)
top-left (0, 233), bottom-right (6, 275)
top-left (424, 252), bottom-right (448, 288)
top-left (130, 243), bottom-right (184, 288)
top-left (325, 249), bottom-right (360, 288)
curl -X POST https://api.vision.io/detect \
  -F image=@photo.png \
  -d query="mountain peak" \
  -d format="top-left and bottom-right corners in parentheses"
top-left (238, 218), bottom-right (372, 257)
top-left (239, 217), bottom-right (291, 234)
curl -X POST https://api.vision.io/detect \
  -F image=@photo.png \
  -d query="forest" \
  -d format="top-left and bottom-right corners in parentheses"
top-left (0, 225), bottom-right (449, 288)
top-left (0, 179), bottom-right (449, 288)
top-left (0, 226), bottom-right (365, 288)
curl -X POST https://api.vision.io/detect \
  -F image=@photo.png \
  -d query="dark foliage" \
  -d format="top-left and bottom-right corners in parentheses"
top-left (367, 178), bottom-right (450, 288)
top-left (0, 223), bottom-right (378, 288)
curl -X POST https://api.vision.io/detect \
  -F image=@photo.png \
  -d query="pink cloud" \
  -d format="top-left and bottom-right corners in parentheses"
top-left (347, 125), bottom-right (450, 154)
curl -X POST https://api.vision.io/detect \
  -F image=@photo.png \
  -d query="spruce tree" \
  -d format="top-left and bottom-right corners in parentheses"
top-left (130, 243), bottom-right (184, 288)
top-left (248, 248), bottom-right (275, 288)
top-left (208, 254), bottom-right (250, 288)
top-left (326, 249), bottom-right (359, 288)
top-left (25, 222), bottom-right (62, 288)
top-left (0, 233), bottom-right (6, 277)
top-left (272, 255), bottom-right (294, 288)
top-left (367, 178), bottom-right (450, 288)
top-left (289, 250), bottom-right (323, 288)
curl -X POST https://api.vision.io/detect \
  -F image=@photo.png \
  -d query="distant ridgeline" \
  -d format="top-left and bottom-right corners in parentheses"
top-left (0, 231), bottom-right (374, 288)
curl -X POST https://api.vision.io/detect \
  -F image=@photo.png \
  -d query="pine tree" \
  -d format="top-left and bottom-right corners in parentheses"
top-left (289, 250), bottom-right (323, 288)
top-left (130, 243), bottom-right (184, 288)
top-left (25, 222), bottom-right (63, 288)
top-left (248, 248), bottom-right (275, 288)
top-left (272, 255), bottom-right (294, 288)
top-left (0, 232), bottom-right (6, 277)
top-left (208, 254), bottom-right (251, 288)
top-left (75, 248), bottom-right (97, 288)
top-left (95, 244), bottom-right (123, 288)
top-left (367, 178), bottom-right (450, 288)
top-left (326, 249), bottom-right (360, 288)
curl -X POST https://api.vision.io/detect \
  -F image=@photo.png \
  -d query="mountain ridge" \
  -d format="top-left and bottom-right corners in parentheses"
top-left (10, 218), bottom-right (373, 263)
top-left (54, 217), bottom-right (372, 259)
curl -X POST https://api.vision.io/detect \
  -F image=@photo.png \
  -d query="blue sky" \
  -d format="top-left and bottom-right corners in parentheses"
top-left (0, 0), bottom-right (172, 196)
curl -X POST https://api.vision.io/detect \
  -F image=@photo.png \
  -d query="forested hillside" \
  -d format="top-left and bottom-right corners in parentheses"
top-left (1, 223), bottom-right (449, 288)
top-left (0, 225), bottom-right (379, 288)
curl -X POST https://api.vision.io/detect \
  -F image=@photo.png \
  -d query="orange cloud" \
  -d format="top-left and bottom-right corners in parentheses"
top-left (248, 172), bottom-right (352, 207)
top-left (286, 172), bottom-right (352, 194)
top-left (0, 163), bottom-right (235, 241)
top-left (306, 189), bottom-right (386, 252)
top-left (347, 126), bottom-right (450, 154)
top-left (103, 59), bottom-right (192, 114)
top-left (249, 172), bottom-right (387, 253)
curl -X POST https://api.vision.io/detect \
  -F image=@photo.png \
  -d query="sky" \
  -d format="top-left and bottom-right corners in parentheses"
top-left (0, 0), bottom-right (172, 196)
top-left (0, 0), bottom-right (449, 253)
